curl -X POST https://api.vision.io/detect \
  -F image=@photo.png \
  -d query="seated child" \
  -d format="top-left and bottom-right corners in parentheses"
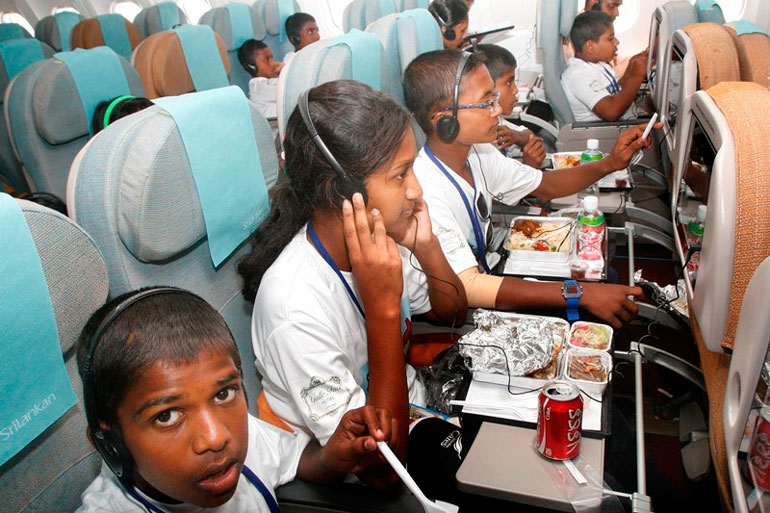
top-left (284, 12), bottom-right (320, 65)
top-left (92, 96), bottom-right (153, 134)
top-left (428, 0), bottom-right (469, 50)
top-left (238, 39), bottom-right (284, 119)
top-left (239, 80), bottom-right (467, 492)
top-left (562, 11), bottom-right (648, 122)
top-left (474, 44), bottom-right (546, 168)
top-left (76, 287), bottom-right (394, 512)
top-left (404, 49), bottom-right (657, 329)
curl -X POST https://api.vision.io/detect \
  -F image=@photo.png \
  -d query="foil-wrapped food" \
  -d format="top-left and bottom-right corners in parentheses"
top-left (459, 310), bottom-right (557, 377)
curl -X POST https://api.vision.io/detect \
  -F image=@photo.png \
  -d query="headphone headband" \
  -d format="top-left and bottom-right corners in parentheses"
top-left (102, 95), bottom-right (135, 130)
top-left (451, 52), bottom-right (471, 121)
top-left (436, 52), bottom-right (471, 143)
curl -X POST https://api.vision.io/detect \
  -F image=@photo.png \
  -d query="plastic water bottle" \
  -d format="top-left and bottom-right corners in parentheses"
top-left (579, 139), bottom-right (602, 198)
top-left (577, 195), bottom-right (605, 271)
top-left (686, 205), bottom-right (706, 282)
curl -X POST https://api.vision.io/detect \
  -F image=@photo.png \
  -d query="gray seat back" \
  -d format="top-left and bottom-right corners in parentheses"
top-left (252, 0), bottom-right (301, 62)
top-left (134, 2), bottom-right (188, 38)
top-left (537, 0), bottom-right (577, 125)
top-left (34, 12), bottom-right (85, 51)
top-left (0, 199), bottom-right (108, 513)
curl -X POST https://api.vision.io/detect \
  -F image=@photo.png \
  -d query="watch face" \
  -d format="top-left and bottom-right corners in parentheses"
top-left (564, 284), bottom-right (581, 296)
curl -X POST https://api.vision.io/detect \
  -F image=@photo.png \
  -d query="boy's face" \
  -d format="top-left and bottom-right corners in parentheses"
top-left (255, 47), bottom-right (280, 79)
top-left (601, 0), bottom-right (622, 19)
top-left (297, 21), bottom-right (320, 51)
top-left (585, 25), bottom-right (619, 63)
top-left (364, 129), bottom-right (422, 243)
top-left (442, 20), bottom-right (469, 50)
top-left (431, 65), bottom-right (503, 145)
top-left (116, 349), bottom-right (249, 507)
top-left (493, 66), bottom-right (518, 116)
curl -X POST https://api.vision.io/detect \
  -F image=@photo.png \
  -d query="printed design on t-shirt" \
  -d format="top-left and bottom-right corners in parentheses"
top-left (437, 227), bottom-right (468, 255)
top-left (590, 78), bottom-right (607, 93)
top-left (300, 376), bottom-right (352, 422)
top-left (440, 429), bottom-right (463, 460)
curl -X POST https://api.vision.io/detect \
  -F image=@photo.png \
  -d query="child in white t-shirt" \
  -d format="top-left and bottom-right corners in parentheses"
top-left (561, 11), bottom-right (648, 122)
top-left (238, 39), bottom-right (284, 119)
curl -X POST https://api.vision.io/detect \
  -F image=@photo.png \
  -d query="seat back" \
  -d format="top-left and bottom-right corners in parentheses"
top-left (366, 9), bottom-right (442, 103)
top-left (0, 39), bottom-right (54, 192)
top-left (0, 23), bottom-right (32, 42)
top-left (395, 0), bottom-right (429, 10)
top-left (647, 1), bottom-right (697, 109)
top-left (34, 12), bottom-right (84, 51)
top-left (277, 30), bottom-right (390, 137)
top-left (199, 4), bottom-right (265, 94)
top-left (68, 88), bottom-right (280, 415)
top-left (0, 198), bottom-right (108, 513)
top-left (4, 47), bottom-right (143, 198)
top-left (252, 0), bottom-right (301, 62)
top-left (724, 21), bottom-right (770, 89)
top-left (134, 2), bottom-right (188, 38)
top-left (70, 15), bottom-right (142, 59)
top-left (344, 0), bottom-right (397, 32)
top-left (132, 26), bottom-right (229, 99)
top-left (696, 0), bottom-right (725, 24)
top-left (536, 0), bottom-right (577, 125)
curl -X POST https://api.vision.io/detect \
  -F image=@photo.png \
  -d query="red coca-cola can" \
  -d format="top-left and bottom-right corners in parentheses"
top-left (536, 381), bottom-right (583, 460)
top-left (749, 408), bottom-right (770, 491)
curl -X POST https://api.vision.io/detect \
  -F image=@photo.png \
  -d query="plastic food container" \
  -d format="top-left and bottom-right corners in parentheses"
top-left (505, 216), bottom-right (575, 263)
top-left (565, 347), bottom-right (612, 396)
top-left (568, 322), bottom-right (613, 352)
top-left (551, 152), bottom-right (584, 169)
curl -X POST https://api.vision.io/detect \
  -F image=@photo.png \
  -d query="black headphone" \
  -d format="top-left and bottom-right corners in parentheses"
top-left (297, 89), bottom-right (368, 204)
top-left (79, 287), bottom-right (198, 483)
top-left (429, 6), bottom-right (456, 41)
top-left (437, 52), bottom-right (471, 143)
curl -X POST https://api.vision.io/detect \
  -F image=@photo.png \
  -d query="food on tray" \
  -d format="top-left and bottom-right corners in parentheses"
top-left (568, 353), bottom-right (609, 382)
top-left (553, 154), bottom-right (582, 169)
top-left (529, 339), bottom-right (562, 379)
top-left (507, 219), bottom-right (573, 253)
top-left (569, 323), bottom-right (611, 351)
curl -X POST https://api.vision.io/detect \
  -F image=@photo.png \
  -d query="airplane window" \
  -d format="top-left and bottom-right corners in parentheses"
top-left (111, 0), bottom-right (141, 21)
top-left (0, 12), bottom-right (35, 35)
top-left (613, 0), bottom-right (639, 33)
top-left (179, 0), bottom-right (210, 24)
top-left (52, 6), bottom-right (80, 14)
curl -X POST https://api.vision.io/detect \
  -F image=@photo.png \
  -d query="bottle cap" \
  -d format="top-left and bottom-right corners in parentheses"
top-left (587, 139), bottom-right (599, 150)
top-left (697, 204), bottom-right (707, 222)
top-left (583, 195), bottom-right (599, 211)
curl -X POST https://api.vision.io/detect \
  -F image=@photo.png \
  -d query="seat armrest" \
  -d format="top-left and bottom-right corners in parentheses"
top-left (277, 479), bottom-right (424, 513)
top-left (572, 117), bottom-right (651, 130)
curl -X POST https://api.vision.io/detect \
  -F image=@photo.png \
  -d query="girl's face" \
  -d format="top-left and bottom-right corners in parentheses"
top-left (255, 47), bottom-right (279, 79)
top-left (364, 129), bottom-right (422, 242)
top-left (442, 20), bottom-right (469, 49)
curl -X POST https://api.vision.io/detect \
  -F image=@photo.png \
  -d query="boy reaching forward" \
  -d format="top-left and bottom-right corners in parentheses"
top-left (403, 49), bottom-right (658, 328)
top-left (76, 288), bottom-right (395, 512)
top-left (562, 11), bottom-right (648, 122)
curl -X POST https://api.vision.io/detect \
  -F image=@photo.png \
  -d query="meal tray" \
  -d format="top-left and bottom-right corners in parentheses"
top-left (504, 216), bottom-right (574, 263)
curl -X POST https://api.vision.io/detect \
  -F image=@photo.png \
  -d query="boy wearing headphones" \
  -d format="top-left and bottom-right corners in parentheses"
top-left (283, 13), bottom-right (320, 64)
top-left (403, 49), bottom-right (657, 329)
top-left (75, 288), bottom-right (395, 512)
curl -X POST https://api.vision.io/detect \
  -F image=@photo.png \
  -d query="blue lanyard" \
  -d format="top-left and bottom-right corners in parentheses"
top-left (423, 144), bottom-right (492, 274)
top-left (307, 220), bottom-right (366, 319)
top-left (126, 464), bottom-right (280, 513)
top-left (601, 65), bottom-right (620, 94)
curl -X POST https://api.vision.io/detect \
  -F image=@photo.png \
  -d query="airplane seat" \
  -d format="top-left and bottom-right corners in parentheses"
top-left (0, 39), bottom-right (55, 192)
top-left (724, 21), bottom-right (770, 90)
top-left (252, 0), bottom-right (300, 62)
top-left (0, 197), bottom-right (109, 513)
top-left (199, 3), bottom-right (266, 95)
top-left (696, 0), bottom-right (726, 25)
top-left (34, 12), bottom-right (84, 52)
top-left (344, 0), bottom-right (397, 32)
top-left (0, 23), bottom-right (32, 42)
top-left (67, 86), bottom-right (280, 416)
top-left (276, 30), bottom-right (390, 138)
top-left (647, 2), bottom-right (697, 111)
top-left (724, 257), bottom-right (770, 512)
top-left (395, 0), bottom-right (430, 10)
top-left (131, 25), bottom-right (229, 99)
top-left (4, 47), bottom-right (143, 200)
top-left (134, 2), bottom-right (188, 38)
top-left (70, 14), bottom-right (142, 60)
top-left (676, 82), bottom-right (770, 511)
top-left (365, 8), bottom-right (442, 103)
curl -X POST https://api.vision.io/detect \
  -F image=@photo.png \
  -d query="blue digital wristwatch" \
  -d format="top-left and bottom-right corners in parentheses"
top-left (562, 280), bottom-right (583, 322)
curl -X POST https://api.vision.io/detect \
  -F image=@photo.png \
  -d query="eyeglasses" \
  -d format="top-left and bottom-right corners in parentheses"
top-left (440, 92), bottom-right (501, 115)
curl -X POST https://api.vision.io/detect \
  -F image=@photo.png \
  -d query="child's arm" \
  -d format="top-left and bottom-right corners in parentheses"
top-left (592, 55), bottom-right (647, 121)
top-left (532, 123), bottom-right (658, 200)
top-left (297, 405), bottom-right (397, 483)
top-left (343, 194), bottom-right (408, 490)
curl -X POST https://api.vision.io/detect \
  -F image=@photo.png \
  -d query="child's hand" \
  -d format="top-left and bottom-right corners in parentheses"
top-left (606, 122), bottom-right (662, 171)
top-left (322, 405), bottom-right (398, 475)
top-left (495, 125), bottom-right (516, 150)
top-left (342, 193), bottom-right (403, 317)
top-left (274, 61), bottom-right (286, 75)
top-left (393, 198), bottom-right (434, 255)
top-left (522, 134), bottom-right (546, 169)
top-left (628, 51), bottom-right (648, 78)
top-left (581, 282), bottom-right (643, 328)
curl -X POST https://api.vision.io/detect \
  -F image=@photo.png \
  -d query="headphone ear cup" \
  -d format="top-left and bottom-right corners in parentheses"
top-left (335, 176), bottom-right (369, 205)
top-left (93, 429), bottom-right (133, 480)
top-left (437, 115), bottom-right (460, 143)
top-left (444, 27), bottom-right (456, 41)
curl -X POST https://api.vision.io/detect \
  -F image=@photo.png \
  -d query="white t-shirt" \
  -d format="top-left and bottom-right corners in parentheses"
top-left (251, 225), bottom-right (430, 445)
top-left (413, 143), bottom-right (543, 275)
top-left (248, 77), bottom-right (279, 119)
top-left (76, 415), bottom-right (309, 513)
top-left (561, 58), bottom-right (635, 122)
